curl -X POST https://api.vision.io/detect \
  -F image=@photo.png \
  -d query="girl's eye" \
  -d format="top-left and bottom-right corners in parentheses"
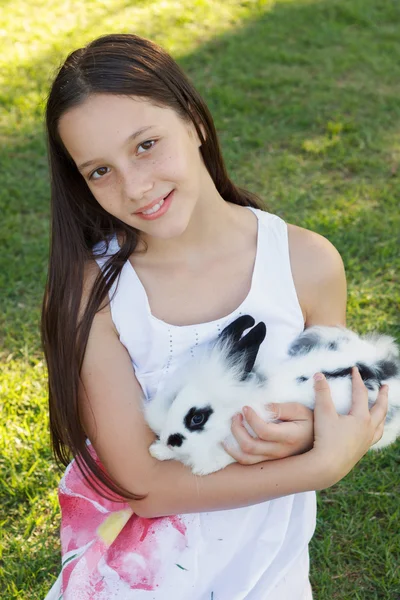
top-left (89, 166), bottom-right (110, 181)
top-left (137, 139), bottom-right (156, 154)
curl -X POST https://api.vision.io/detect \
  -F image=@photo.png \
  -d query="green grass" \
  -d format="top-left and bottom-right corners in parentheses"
top-left (1, 0), bottom-right (399, 598)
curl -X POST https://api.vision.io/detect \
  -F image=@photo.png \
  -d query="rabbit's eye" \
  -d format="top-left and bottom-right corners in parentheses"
top-left (191, 414), bottom-right (205, 427)
top-left (184, 405), bottom-right (214, 432)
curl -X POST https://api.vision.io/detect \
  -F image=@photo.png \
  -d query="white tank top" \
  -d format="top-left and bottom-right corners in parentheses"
top-left (95, 207), bottom-right (316, 600)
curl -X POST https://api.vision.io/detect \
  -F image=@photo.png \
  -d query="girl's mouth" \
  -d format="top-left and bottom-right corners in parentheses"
top-left (135, 190), bottom-right (174, 220)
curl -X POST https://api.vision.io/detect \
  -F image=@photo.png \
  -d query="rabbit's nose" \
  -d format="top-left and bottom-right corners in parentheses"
top-left (167, 433), bottom-right (186, 447)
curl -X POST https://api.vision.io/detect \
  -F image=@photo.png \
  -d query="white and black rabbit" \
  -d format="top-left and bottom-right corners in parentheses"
top-left (144, 315), bottom-right (400, 475)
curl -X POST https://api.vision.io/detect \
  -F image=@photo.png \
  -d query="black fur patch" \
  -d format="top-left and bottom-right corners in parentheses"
top-left (363, 380), bottom-right (376, 391)
top-left (184, 406), bottom-right (214, 432)
top-left (296, 376), bottom-right (309, 384)
top-left (321, 366), bottom-right (352, 379)
top-left (167, 433), bottom-right (186, 447)
top-left (376, 359), bottom-right (399, 380)
top-left (356, 363), bottom-right (379, 381)
top-left (322, 362), bottom-right (379, 390)
top-left (288, 331), bottom-right (321, 356)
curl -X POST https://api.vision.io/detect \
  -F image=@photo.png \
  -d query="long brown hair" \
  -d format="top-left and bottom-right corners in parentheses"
top-left (42, 33), bottom-right (264, 499)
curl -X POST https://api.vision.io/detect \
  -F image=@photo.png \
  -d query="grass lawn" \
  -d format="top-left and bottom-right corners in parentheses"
top-left (1, 0), bottom-right (399, 598)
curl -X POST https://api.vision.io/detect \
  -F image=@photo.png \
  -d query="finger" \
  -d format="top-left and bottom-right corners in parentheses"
top-left (313, 373), bottom-right (337, 417)
top-left (230, 414), bottom-right (286, 457)
top-left (222, 441), bottom-right (273, 464)
top-left (242, 403), bottom-right (313, 445)
top-left (230, 414), bottom-right (265, 454)
top-left (349, 367), bottom-right (369, 416)
top-left (242, 406), bottom-right (288, 443)
top-left (223, 435), bottom-right (289, 462)
top-left (244, 412), bottom-right (308, 445)
top-left (222, 433), bottom-right (272, 463)
top-left (267, 402), bottom-right (313, 423)
top-left (369, 384), bottom-right (389, 427)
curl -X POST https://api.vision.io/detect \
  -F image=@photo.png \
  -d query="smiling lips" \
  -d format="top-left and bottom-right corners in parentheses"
top-left (134, 190), bottom-right (174, 220)
top-left (141, 197), bottom-right (165, 215)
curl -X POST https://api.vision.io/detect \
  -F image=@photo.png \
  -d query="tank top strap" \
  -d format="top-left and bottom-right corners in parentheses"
top-left (246, 207), bottom-right (304, 341)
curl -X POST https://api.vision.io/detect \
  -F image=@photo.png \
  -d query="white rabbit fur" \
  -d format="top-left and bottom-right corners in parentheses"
top-left (144, 318), bottom-right (400, 475)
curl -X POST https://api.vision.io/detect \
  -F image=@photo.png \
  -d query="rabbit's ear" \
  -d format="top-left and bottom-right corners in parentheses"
top-left (218, 315), bottom-right (267, 379)
top-left (219, 315), bottom-right (256, 346)
top-left (235, 322), bottom-right (267, 378)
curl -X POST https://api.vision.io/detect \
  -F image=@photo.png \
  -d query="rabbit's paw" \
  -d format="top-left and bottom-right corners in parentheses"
top-left (149, 441), bottom-right (175, 461)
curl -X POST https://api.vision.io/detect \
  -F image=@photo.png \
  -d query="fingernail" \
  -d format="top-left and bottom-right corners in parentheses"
top-left (243, 406), bottom-right (249, 416)
top-left (314, 373), bottom-right (324, 381)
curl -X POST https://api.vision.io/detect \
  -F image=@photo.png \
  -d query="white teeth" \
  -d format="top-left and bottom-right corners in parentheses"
top-left (141, 197), bottom-right (165, 215)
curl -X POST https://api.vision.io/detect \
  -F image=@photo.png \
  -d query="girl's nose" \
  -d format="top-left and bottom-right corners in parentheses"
top-left (122, 167), bottom-right (154, 202)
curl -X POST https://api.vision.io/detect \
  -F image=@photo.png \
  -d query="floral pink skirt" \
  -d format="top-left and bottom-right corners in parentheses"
top-left (45, 449), bottom-right (188, 599)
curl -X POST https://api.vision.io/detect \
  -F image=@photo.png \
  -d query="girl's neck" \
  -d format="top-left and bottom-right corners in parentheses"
top-left (135, 185), bottom-right (244, 269)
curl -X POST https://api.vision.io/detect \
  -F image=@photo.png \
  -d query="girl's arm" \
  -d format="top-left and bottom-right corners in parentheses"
top-left (287, 224), bottom-right (347, 328)
top-left (224, 224), bottom-right (348, 464)
top-left (79, 260), bottom-right (387, 518)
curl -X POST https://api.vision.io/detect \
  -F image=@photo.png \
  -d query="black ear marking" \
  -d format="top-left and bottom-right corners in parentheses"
top-left (219, 315), bottom-right (256, 346)
top-left (218, 315), bottom-right (267, 380)
top-left (235, 322), bottom-right (267, 378)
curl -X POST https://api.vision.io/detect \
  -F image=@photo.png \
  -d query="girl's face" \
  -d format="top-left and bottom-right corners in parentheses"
top-left (58, 94), bottom-right (208, 239)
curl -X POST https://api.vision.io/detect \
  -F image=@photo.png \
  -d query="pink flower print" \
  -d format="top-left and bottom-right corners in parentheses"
top-left (58, 449), bottom-right (188, 595)
top-left (105, 514), bottom-right (188, 590)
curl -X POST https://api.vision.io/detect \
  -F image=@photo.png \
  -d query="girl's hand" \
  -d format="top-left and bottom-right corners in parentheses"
top-left (311, 367), bottom-right (389, 488)
top-left (223, 402), bottom-right (314, 464)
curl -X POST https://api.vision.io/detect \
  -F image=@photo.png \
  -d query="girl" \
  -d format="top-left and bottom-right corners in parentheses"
top-left (42, 34), bottom-right (388, 600)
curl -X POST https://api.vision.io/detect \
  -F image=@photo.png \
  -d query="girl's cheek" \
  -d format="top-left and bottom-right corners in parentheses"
top-left (90, 182), bottom-right (120, 213)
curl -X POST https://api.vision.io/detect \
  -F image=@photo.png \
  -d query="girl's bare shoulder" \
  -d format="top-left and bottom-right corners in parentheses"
top-left (287, 224), bottom-right (347, 326)
top-left (79, 259), bottom-right (118, 334)
top-left (81, 259), bottom-right (111, 315)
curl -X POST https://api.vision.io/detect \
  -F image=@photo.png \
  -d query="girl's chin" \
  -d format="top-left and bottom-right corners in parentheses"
top-left (136, 209), bottom-right (194, 240)
top-left (143, 221), bottom-right (190, 240)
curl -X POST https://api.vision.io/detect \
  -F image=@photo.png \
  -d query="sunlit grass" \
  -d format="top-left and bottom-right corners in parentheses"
top-left (1, 0), bottom-right (399, 598)
top-left (0, 0), bottom-right (272, 133)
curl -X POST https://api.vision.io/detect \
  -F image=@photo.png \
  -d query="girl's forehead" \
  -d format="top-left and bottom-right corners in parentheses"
top-left (60, 93), bottom-right (175, 133)
top-left (58, 94), bottom-right (182, 162)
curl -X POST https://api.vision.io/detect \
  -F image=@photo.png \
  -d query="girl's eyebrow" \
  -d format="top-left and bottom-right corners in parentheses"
top-left (77, 125), bottom-right (155, 171)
